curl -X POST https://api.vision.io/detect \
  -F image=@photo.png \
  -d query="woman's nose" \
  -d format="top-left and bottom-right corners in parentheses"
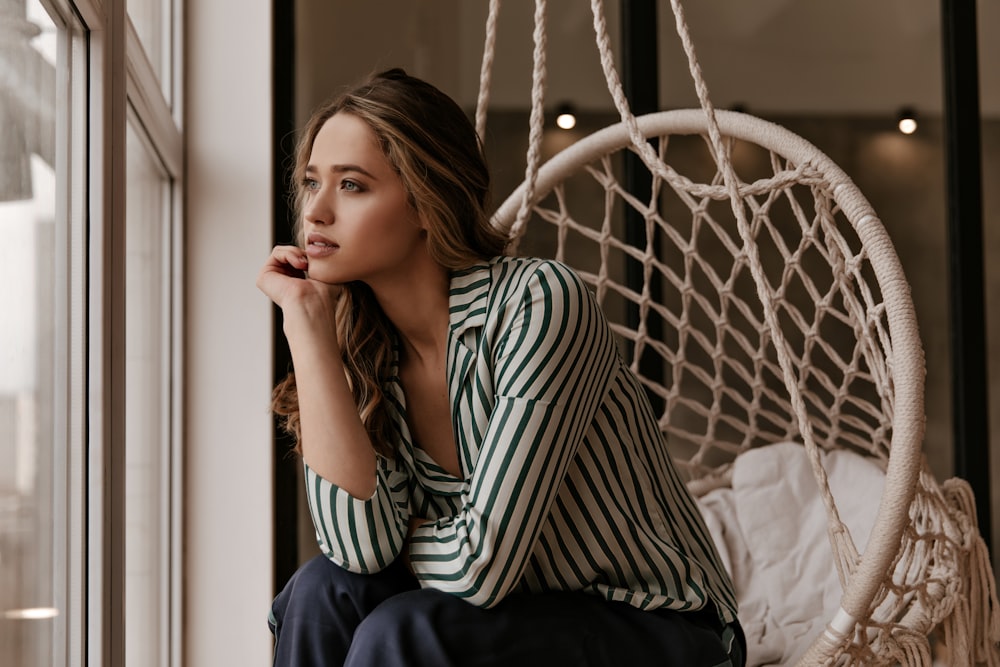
top-left (303, 192), bottom-right (332, 226)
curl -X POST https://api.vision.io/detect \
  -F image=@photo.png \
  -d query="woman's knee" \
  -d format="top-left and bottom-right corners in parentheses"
top-left (271, 555), bottom-right (417, 628)
top-left (271, 555), bottom-right (342, 623)
top-left (270, 557), bottom-right (420, 667)
top-left (346, 589), bottom-right (461, 667)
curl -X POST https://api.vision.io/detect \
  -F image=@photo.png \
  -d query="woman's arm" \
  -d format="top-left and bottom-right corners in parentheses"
top-left (257, 245), bottom-right (375, 497)
top-left (258, 246), bottom-right (408, 570)
top-left (407, 261), bottom-right (619, 607)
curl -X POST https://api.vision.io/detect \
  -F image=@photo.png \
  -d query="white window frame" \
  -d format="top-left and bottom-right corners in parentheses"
top-left (35, 0), bottom-right (272, 664)
top-left (123, 12), bottom-right (183, 666)
top-left (33, 0), bottom-right (183, 665)
top-left (38, 2), bottom-right (90, 666)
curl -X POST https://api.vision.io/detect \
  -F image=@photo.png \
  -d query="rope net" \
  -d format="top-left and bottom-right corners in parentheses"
top-left (493, 112), bottom-right (999, 665)
top-left (480, 0), bottom-right (999, 663)
top-left (509, 129), bottom-right (889, 484)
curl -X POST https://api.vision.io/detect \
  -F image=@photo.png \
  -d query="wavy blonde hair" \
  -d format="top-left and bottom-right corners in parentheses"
top-left (273, 68), bottom-right (508, 457)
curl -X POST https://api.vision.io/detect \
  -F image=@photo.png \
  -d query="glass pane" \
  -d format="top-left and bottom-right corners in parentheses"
top-left (0, 1), bottom-right (60, 665)
top-left (128, 0), bottom-right (168, 94)
top-left (125, 119), bottom-right (170, 667)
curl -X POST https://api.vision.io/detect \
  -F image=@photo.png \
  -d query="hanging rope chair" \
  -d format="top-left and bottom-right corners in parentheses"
top-left (478, 1), bottom-right (1000, 665)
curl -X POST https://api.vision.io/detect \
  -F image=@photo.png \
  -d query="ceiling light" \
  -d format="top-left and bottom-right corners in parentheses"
top-left (555, 103), bottom-right (577, 130)
top-left (897, 107), bottom-right (917, 135)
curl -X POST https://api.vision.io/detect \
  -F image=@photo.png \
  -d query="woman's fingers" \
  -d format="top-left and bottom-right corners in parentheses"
top-left (264, 245), bottom-right (309, 275)
top-left (257, 245), bottom-right (343, 310)
top-left (257, 245), bottom-right (309, 303)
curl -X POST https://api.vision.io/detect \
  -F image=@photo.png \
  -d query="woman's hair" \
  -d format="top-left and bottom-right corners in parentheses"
top-left (273, 68), bottom-right (508, 457)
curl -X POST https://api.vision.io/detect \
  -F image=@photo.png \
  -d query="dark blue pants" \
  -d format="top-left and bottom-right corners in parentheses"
top-left (269, 555), bottom-right (745, 667)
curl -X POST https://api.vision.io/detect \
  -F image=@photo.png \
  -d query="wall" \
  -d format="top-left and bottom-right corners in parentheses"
top-left (185, 1), bottom-right (274, 665)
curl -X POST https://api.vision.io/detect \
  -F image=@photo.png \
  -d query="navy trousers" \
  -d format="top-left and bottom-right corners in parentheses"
top-left (269, 555), bottom-right (745, 667)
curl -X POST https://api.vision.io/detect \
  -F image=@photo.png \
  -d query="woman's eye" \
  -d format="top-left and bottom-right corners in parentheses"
top-left (341, 180), bottom-right (360, 192)
top-left (303, 178), bottom-right (319, 191)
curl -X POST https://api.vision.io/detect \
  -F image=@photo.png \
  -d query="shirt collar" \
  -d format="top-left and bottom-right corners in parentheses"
top-left (447, 259), bottom-right (496, 340)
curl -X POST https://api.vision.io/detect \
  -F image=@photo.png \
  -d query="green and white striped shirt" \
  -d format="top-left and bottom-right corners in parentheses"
top-left (305, 256), bottom-right (738, 626)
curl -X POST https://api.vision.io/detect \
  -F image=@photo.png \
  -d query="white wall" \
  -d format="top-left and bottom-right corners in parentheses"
top-left (185, 1), bottom-right (274, 664)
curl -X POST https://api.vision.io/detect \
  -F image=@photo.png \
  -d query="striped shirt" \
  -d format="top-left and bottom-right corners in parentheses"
top-left (304, 256), bottom-right (738, 626)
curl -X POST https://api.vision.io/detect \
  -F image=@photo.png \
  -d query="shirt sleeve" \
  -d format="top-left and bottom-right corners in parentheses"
top-left (407, 260), bottom-right (619, 607)
top-left (304, 455), bottom-right (410, 574)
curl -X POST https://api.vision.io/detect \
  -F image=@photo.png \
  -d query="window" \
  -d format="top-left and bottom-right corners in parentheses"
top-left (0, 2), bottom-right (65, 664)
top-left (0, 1), bottom-right (183, 665)
top-left (124, 113), bottom-right (175, 667)
top-left (127, 0), bottom-right (169, 88)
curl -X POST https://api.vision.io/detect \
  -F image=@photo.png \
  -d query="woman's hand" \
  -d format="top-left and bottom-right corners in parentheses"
top-left (257, 245), bottom-right (343, 337)
top-left (258, 245), bottom-right (376, 497)
top-left (257, 245), bottom-right (342, 307)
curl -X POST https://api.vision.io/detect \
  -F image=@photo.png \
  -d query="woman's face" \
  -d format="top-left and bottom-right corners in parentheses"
top-left (300, 112), bottom-right (425, 286)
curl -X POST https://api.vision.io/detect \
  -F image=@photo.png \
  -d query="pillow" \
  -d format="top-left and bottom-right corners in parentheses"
top-left (698, 442), bottom-right (886, 666)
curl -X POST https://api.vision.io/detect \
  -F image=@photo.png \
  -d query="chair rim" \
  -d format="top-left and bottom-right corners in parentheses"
top-left (492, 108), bottom-right (927, 658)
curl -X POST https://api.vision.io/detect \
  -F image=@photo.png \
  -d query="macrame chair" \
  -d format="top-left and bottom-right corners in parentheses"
top-left (478, 0), bottom-right (1000, 665)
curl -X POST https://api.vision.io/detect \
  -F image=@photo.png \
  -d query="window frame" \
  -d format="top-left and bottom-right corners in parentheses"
top-left (123, 10), bottom-right (183, 665)
top-left (34, 2), bottom-right (90, 666)
top-left (28, 0), bottom-right (184, 665)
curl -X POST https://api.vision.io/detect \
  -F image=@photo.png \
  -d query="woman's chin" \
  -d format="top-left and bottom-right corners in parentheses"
top-left (305, 269), bottom-right (348, 285)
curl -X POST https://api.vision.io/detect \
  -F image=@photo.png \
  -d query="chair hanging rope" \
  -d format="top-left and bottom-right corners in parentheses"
top-left (476, 1), bottom-right (1000, 664)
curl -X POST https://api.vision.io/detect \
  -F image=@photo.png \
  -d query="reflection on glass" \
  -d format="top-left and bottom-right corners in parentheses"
top-left (125, 119), bottom-right (170, 667)
top-left (0, 0), bottom-right (59, 665)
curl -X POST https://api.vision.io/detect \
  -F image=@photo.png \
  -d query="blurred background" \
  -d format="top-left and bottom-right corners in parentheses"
top-left (280, 0), bottom-right (1000, 575)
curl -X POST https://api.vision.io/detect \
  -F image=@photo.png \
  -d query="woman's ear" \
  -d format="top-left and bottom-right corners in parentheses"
top-left (414, 210), bottom-right (431, 232)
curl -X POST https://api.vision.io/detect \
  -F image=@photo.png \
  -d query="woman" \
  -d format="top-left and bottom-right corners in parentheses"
top-left (257, 68), bottom-right (744, 667)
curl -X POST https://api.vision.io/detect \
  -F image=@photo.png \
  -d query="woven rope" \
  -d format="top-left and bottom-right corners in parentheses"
top-left (494, 107), bottom-right (1000, 667)
top-left (590, 4), bottom-right (857, 579)
top-left (669, 0), bottom-right (880, 614)
top-left (505, 0), bottom-right (548, 251)
top-left (474, 0), bottom-right (501, 142)
top-left (477, 1), bottom-right (1000, 664)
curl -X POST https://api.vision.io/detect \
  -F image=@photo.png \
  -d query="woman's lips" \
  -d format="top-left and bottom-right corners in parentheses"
top-left (305, 233), bottom-right (338, 258)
